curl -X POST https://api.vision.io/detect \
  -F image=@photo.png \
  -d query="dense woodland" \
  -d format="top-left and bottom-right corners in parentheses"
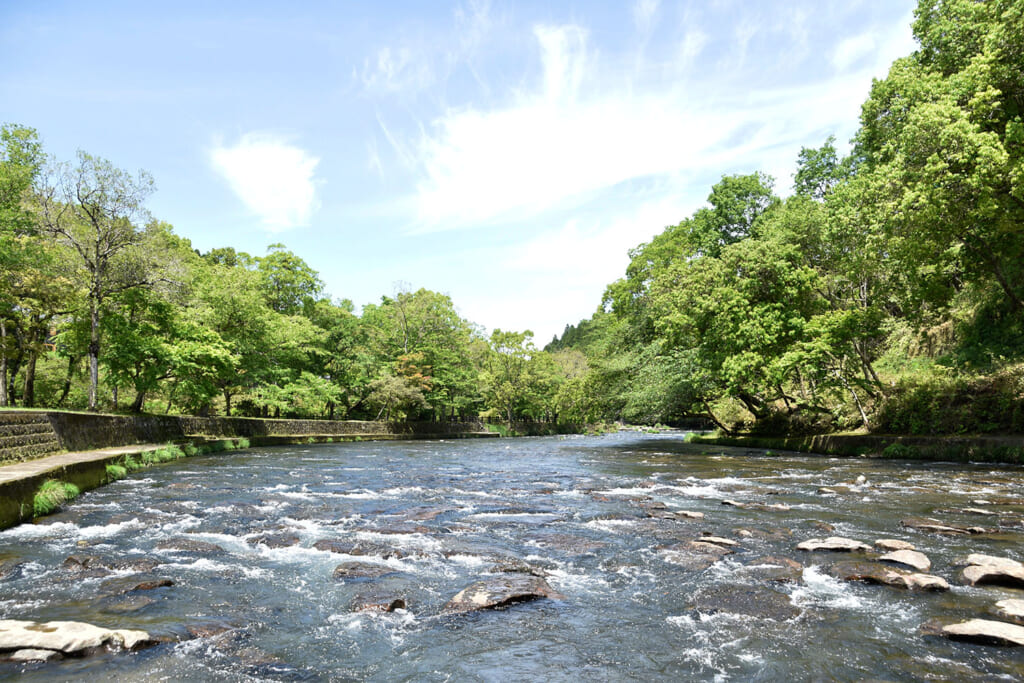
top-left (1, 0), bottom-right (1022, 434)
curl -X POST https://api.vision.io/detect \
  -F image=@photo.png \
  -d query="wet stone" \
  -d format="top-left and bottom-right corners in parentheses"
top-left (994, 599), bottom-right (1024, 625)
top-left (6, 648), bottom-right (62, 662)
top-left (875, 539), bottom-right (915, 551)
top-left (922, 618), bottom-right (1024, 647)
top-left (796, 537), bottom-right (871, 552)
top-left (99, 574), bottom-right (175, 597)
top-left (739, 556), bottom-right (804, 584)
top-left (351, 588), bottom-right (407, 613)
top-left (689, 584), bottom-right (800, 621)
top-left (879, 549), bottom-right (931, 572)
top-left (0, 557), bottom-right (25, 581)
top-left (828, 561), bottom-right (949, 591)
top-left (332, 562), bottom-right (402, 581)
top-left (960, 554), bottom-right (1024, 588)
top-left (63, 555), bottom-right (161, 573)
top-left (98, 595), bottom-right (157, 614)
top-left (0, 619), bottom-right (155, 654)
top-left (313, 539), bottom-right (410, 559)
top-left (531, 534), bottom-right (607, 556)
top-left (901, 517), bottom-right (993, 535)
top-left (248, 533), bottom-right (301, 549)
top-left (658, 541), bottom-right (733, 571)
top-left (487, 559), bottom-right (548, 577)
top-left (444, 574), bottom-right (563, 613)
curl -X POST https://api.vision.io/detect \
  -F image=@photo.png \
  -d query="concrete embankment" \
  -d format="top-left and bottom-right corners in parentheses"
top-left (689, 432), bottom-right (1024, 463)
top-left (0, 410), bottom-right (498, 530)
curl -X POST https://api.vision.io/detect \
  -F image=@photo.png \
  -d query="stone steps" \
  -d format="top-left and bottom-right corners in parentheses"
top-left (0, 414), bottom-right (61, 464)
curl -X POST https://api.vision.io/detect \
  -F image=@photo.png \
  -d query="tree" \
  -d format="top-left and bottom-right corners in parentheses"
top-left (0, 124), bottom-right (45, 406)
top-left (37, 151), bottom-right (155, 410)
top-left (257, 243), bottom-right (324, 315)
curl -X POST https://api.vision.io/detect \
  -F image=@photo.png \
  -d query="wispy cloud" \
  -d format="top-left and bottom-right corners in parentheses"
top-left (210, 133), bottom-right (320, 232)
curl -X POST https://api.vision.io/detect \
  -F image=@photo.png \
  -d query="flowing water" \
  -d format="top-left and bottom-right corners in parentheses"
top-left (1, 433), bottom-right (1023, 681)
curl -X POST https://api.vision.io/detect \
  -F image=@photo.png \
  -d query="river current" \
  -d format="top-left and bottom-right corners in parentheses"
top-left (1, 433), bottom-right (1023, 681)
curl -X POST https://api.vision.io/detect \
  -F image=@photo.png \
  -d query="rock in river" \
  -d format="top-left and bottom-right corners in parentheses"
top-left (922, 618), bottom-right (1024, 646)
top-left (994, 599), bottom-right (1024, 625)
top-left (0, 619), bottom-right (154, 656)
top-left (829, 561), bottom-right (949, 591)
top-left (960, 554), bottom-right (1024, 588)
top-left (901, 517), bottom-right (993, 535)
top-left (444, 575), bottom-right (563, 613)
top-left (332, 562), bottom-right (402, 581)
top-left (875, 539), bottom-right (915, 551)
top-left (155, 537), bottom-right (226, 555)
top-left (689, 584), bottom-right (800, 621)
top-left (879, 549), bottom-right (931, 572)
top-left (796, 537), bottom-right (871, 552)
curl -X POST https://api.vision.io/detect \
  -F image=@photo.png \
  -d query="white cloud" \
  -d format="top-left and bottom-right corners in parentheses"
top-left (832, 33), bottom-right (876, 71)
top-left (210, 134), bottom-right (320, 232)
top-left (361, 46), bottom-right (434, 94)
top-left (633, 0), bottom-right (660, 34)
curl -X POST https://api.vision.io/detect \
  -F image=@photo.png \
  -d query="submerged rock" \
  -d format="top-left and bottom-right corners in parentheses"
top-left (313, 539), bottom-right (410, 559)
top-left (0, 557), bottom-right (25, 582)
top-left (99, 574), bottom-right (174, 597)
top-left (959, 554), bottom-right (1024, 588)
top-left (922, 618), bottom-right (1024, 646)
top-left (879, 549), bottom-right (931, 572)
top-left (332, 562), bottom-right (402, 581)
top-left (63, 555), bottom-right (161, 573)
top-left (796, 537), bottom-right (871, 552)
top-left (247, 533), bottom-right (300, 549)
top-left (156, 538), bottom-right (226, 554)
top-left (351, 588), bottom-right (407, 613)
top-left (658, 540), bottom-right (733, 571)
top-left (739, 556), bottom-right (803, 584)
top-left (689, 584), bottom-right (800, 621)
top-left (444, 575), bottom-right (563, 613)
top-left (0, 619), bottom-right (154, 655)
top-left (829, 561), bottom-right (949, 591)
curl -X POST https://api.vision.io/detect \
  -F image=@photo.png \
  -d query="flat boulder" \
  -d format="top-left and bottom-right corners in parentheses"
top-left (444, 575), bottom-right (563, 613)
top-left (6, 648), bottom-right (62, 662)
top-left (994, 599), bottom-right (1024, 625)
top-left (829, 561), bottom-right (949, 591)
top-left (0, 619), bottom-right (154, 655)
top-left (875, 539), bottom-right (915, 551)
top-left (901, 517), bottom-right (992, 535)
top-left (739, 556), bottom-right (804, 584)
top-left (879, 549), bottom-right (931, 572)
top-left (698, 535), bottom-right (739, 548)
top-left (960, 554), bottom-right (1024, 588)
top-left (796, 537), bottom-right (871, 552)
top-left (922, 618), bottom-right (1024, 646)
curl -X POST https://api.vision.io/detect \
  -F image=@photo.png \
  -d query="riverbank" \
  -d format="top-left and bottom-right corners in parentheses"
top-left (0, 410), bottom-right (500, 530)
top-left (689, 432), bottom-right (1024, 464)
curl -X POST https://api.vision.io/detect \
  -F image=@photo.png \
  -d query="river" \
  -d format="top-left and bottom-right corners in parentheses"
top-left (1, 433), bottom-right (1023, 681)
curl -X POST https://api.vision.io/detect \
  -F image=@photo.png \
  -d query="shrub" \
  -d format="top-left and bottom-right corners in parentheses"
top-left (33, 480), bottom-right (80, 517)
top-left (236, 437), bottom-right (250, 449)
top-left (105, 464), bottom-right (128, 481)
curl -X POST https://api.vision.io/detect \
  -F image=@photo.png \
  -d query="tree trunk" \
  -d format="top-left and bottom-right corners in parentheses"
top-left (22, 347), bottom-right (37, 408)
top-left (130, 389), bottom-right (146, 413)
top-left (0, 316), bottom-right (7, 407)
top-left (88, 299), bottom-right (100, 411)
top-left (57, 355), bottom-right (78, 407)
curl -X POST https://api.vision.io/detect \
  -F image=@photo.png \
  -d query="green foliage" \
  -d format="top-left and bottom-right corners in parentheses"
top-left (236, 437), bottom-right (250, 449)
top-left (105, 464), bottom-right (128, 481)
top-left (33, 479), bottom-right (80, 517)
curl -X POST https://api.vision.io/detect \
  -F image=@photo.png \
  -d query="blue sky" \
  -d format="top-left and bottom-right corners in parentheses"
top-left (1, 0), bottom-right (917, 343)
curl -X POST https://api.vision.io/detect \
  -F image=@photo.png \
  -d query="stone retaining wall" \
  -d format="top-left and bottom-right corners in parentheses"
top-left (0, 411), bottom-right (494, 464)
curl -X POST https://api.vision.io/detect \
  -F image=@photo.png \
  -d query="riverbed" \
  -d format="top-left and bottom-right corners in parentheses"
top-left (1, 433), bottom-right (1023, 681)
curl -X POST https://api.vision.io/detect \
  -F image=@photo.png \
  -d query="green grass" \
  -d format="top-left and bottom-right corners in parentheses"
top-left (33, 479), bottom-right (80, 517)
top-left (105, 463), bottom-right (128, 481)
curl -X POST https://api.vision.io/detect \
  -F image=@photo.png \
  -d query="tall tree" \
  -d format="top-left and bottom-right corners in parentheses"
top-left (37, 151), bottom-right (155, 410)
top-left (0, 124), bottom-right (45, 406)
